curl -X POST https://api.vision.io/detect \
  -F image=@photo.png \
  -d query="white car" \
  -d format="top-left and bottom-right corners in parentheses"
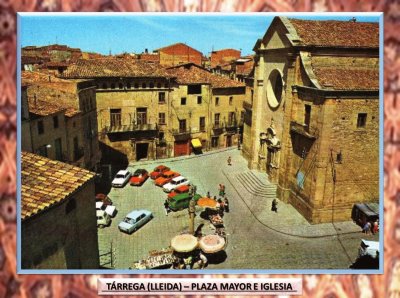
top-left (163, 176), bottom-right (190, 193)
top-left (111, 170), bottom-right (131, 188)
top-left (97, 210), bottom-right (111, 228)
top-left (96, 201), bottom-right (117, 218)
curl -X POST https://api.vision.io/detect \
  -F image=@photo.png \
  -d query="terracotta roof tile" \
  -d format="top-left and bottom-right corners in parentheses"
top-left (288, 18), bottom-right (379, 48)
top-left (311, 56), bottom-right (379, 90)
top-left (167, 64), bottom-right (245, 89)
top-left (61, 58), bottom-right (173, 78)
top-left (21, 152), bottom-right (95, 221)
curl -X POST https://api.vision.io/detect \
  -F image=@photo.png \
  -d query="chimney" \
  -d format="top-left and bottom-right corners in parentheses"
top-left (145, 48), bottom-right (148, 54)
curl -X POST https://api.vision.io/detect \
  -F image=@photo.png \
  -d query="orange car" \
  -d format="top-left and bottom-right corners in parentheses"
top-left (150, 165), bottom-right (170, 179)
top-left (168, 185), bottom-right (190, 199)
top-left (155, 171), bottom-right (180, 187)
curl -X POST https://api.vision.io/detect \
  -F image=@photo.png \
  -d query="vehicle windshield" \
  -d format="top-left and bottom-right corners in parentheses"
top-left (124, 217), bottom-right (135, 224)
top-left (171, 180), bottom-right (179, 185)
top-left (154, 167), bottom-right (162, 172)
top-left (133, 172), bottom-right (142, 177)
top-left (115, 174), bottom-right (125, 179)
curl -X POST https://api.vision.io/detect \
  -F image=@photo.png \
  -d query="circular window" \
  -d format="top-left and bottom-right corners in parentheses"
top-left (266, 69), bottom-right (283, 109)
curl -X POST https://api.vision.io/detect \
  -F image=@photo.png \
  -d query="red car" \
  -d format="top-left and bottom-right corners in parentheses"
top-left (95, 193), bottom-right (113, 206)
top-left (168, 185), bottom-right (190, 199)
top-left (150, 165), bottom-right (170, 180)
top-left (155, 171), bottom-right (180, 187)
top-left (130, 169), bottom-right (149, 186)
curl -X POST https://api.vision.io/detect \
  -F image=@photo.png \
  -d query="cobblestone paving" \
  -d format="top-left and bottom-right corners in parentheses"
top-left (98, 148), bottom-right (379, 270)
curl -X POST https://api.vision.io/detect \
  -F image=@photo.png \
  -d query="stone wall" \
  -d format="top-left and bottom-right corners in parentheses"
top-left (21, 180), bottom-right (99, 269)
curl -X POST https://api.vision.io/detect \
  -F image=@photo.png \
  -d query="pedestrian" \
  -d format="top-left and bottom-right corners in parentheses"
top-left (164, 199), bottom-right (170, 216)
top-left (219, 184), bottom-right (225, 197)
top-left (363, 222), bottom-right (371, 234)
top-left (372, 220), bottom-right (379, 234)
top-left (227, 156), bottom-right (232, 166)
top-left (207, 191), bottom-right (210, 198)
top-left (271, 199), bottom-right (278, 213)
top-left (218, 199), bottom-right (224, 217)
top-left (224, 196), bottom-right (229, 212)
top-left (213, 195), bottom-right (217, 201)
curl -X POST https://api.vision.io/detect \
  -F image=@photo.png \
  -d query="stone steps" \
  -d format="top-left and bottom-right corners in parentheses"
top-left (235, 170), bottom-right (277, 199)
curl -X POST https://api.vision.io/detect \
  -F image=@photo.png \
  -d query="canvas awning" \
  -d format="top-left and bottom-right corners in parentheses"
top-left (191, 138), bottom-right (202, 149)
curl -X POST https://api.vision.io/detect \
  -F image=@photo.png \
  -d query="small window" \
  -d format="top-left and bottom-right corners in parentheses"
top-left (118, 83), bottom-right (123, 89)
top-left (157, 82), bottom-right (161, 88)
top-left (102, 83), bottom-right (107, 89)
top-left (38, 120), bottom-right (44, 135)
top-left (229, 96), bottom-right (233, 105)
top-left (357, 113), bottom-right (367, 128)
top-left (164, 83), bottom-right (168, 89)
top-left (181, 97), bottom-right (187, 105)
top-left (199, 117), bottom-right (205, 132)
top-left (215, 97), bottom-right (220, 106)
top-left (159, 92), bottom-right (166, 104)
top-left (127, 82), bottom-right (131, 89)
top-left (111, 83), bottom-right (115, 89)
top-left (134, 83), bottom-right (139, 89)
top-left (150, 82), bottom-right (154, 88)
top-left (197, 96), bottom-right (202, 104)
top-left (188, 84), bottom-right (201, 94)
top-left (159, 113), bottom-right (166, 125)
top-left (53, 116), bottom-right (59, 129)
top-left (142, 82), bottom-right (147, 88)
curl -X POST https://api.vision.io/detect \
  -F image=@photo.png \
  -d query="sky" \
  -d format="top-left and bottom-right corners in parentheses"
top-left (20, 14), bottom-right (380, 57)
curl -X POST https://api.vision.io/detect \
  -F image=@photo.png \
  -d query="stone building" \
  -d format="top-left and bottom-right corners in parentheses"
top-left (154, 43), bottom-right (204, 66)
top-left (22, 71), bottom-right (100, 170)
top-left (61, 58), bottom-right (174, 165)
top-left (167, 63), bottom-right (246, 154)
top-left (21, 152), bottom-right (99, 269)
top-left (210, 48), bottom-right (241, 69)
top-left (247, 17), bottom-right (379, 223)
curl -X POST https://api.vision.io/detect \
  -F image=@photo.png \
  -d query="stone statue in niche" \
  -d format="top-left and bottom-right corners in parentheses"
top-left (265, 119), bottom-right (281, 169)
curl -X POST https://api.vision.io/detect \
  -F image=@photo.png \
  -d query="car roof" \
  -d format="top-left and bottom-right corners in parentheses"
top-left (361, 239), bottom-right (380, 250)
top-left (134, 169), bottom-right (147, 174)
top-left (163, 170), bottom-right (177, 175)
top-left (176, 185), bottom-right (189, 191)
top-left (116, 170), bottom-right (130, 175)
top-left (126, 209), bottom-right (150, 218)
top-left (172, 193), bottom-right (201, 201)
top-left (154, 165), bottom-right (168, 170)
top-left (171, 176), bottom-right (185, 181)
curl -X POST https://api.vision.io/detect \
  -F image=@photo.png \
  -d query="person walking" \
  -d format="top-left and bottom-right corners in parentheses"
top-left (224, 196), bottom-right (229, 213)
top-left (372, 220), bottom-right (379, 234)
top-left (164, 200), bottom-right (170, 216)
top-left (363, 221), bottom-right (371, 234)
top-left (218, 184), bottom-right (225, 197)
top-left (227, 156), bottom-right (232, 166)
top-left (271, 199), bottom-right (278, 213)
top-left (207, 191), bottom-right (211, 198)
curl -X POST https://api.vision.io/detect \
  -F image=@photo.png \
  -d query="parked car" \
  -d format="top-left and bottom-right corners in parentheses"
top-left (163, 176), bottom-right (190, 193)
top-left (111, 170), bottom-right (131, 188)
top-left (168, 193), bottom-right (202, 211)
top-left (358, 239), bottom-right (379, 258)
top-left (96, 201), bottom-right (117, 218)
top-left (130, 169), bottom-right (149, 186)
top-left (95, 193), bottom-right (113, 206)
top-left (97, 210), bottom-right (111, 228)
top-left (150, 165), bottom-right (170, 180)
top-left (118, 210), bottom-right (153, 234)
top-left (168, 185), bottom-right (190, 199)
top-left (155, 171), bottom-right (180, 187)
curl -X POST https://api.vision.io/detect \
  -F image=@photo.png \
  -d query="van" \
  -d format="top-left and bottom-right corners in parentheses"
top-left (351, 203), bottom-right (379, 226)
top-left (97, 210), bottom-right (111, 228)
top-left (358, 239), bottom-right (379, 258)
top-left (169, 193), bottom-right (201, 211)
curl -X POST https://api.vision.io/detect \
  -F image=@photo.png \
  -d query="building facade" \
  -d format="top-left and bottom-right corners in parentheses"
top-left (246, 17), bottom-right (379, 223)
top-left (154, 43), bottom-right (204, 66)
top-left (21, 152), bottom-right (99, 269)
top-left (210, 48), bottom-right (241, 69)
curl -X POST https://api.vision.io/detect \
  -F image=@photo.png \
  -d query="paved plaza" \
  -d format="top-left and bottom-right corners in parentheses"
top-left (98, 148), bottom-right (379, 270)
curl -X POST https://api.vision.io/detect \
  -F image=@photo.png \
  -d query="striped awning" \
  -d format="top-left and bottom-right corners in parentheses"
top-left (191, 138), bottom-right (202, 148)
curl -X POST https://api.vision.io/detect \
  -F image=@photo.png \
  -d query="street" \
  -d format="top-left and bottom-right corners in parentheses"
top-left (98, 148), bottom-right (379, 269)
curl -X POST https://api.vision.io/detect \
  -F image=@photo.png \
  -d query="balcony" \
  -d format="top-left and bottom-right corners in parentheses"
top-left (105, 123), bottom-right (158, 134)
top-left (290, 121), bottom-right (317, 140)
top-left (172, 128), bottom-right (191, 141)
top-left (213, 124), bottom-right (224, 135)
top-left (243, 101), bottom-right (252, 111)
top-left (225, 121), bottom-right (238, 133)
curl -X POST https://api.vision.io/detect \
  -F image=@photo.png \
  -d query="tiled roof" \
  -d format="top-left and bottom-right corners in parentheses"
top-left (28, 95), bottom-right (80, 118)
top-left (21, 152), bottom-right (95, 221)
top-left (309, 56), bottom-right (379, 90)
top-left (61, 58), bottom-right (173, 78)
top-left (167, 64), bottom-right (245, 89)
top-left (155, 43), bottom-right (202, 55)
top-left (287, 18), bottom-right (379, 48)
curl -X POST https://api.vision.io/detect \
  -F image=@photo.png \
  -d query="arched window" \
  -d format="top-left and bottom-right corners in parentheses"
top-left (134, 82), bottom-right (139, 88)
top-left (157, 82), bottom-right (161, 88)
top-left (119, 83), bottom-right (123, 89)
top-left (111, 83), bottom-right (115, 89)
top-left (149, 82), bottom-right (154, 88)
top-left (142, 82), bottom-right (147, 88)
top-left (102, 83), bottom-right (107, 89)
